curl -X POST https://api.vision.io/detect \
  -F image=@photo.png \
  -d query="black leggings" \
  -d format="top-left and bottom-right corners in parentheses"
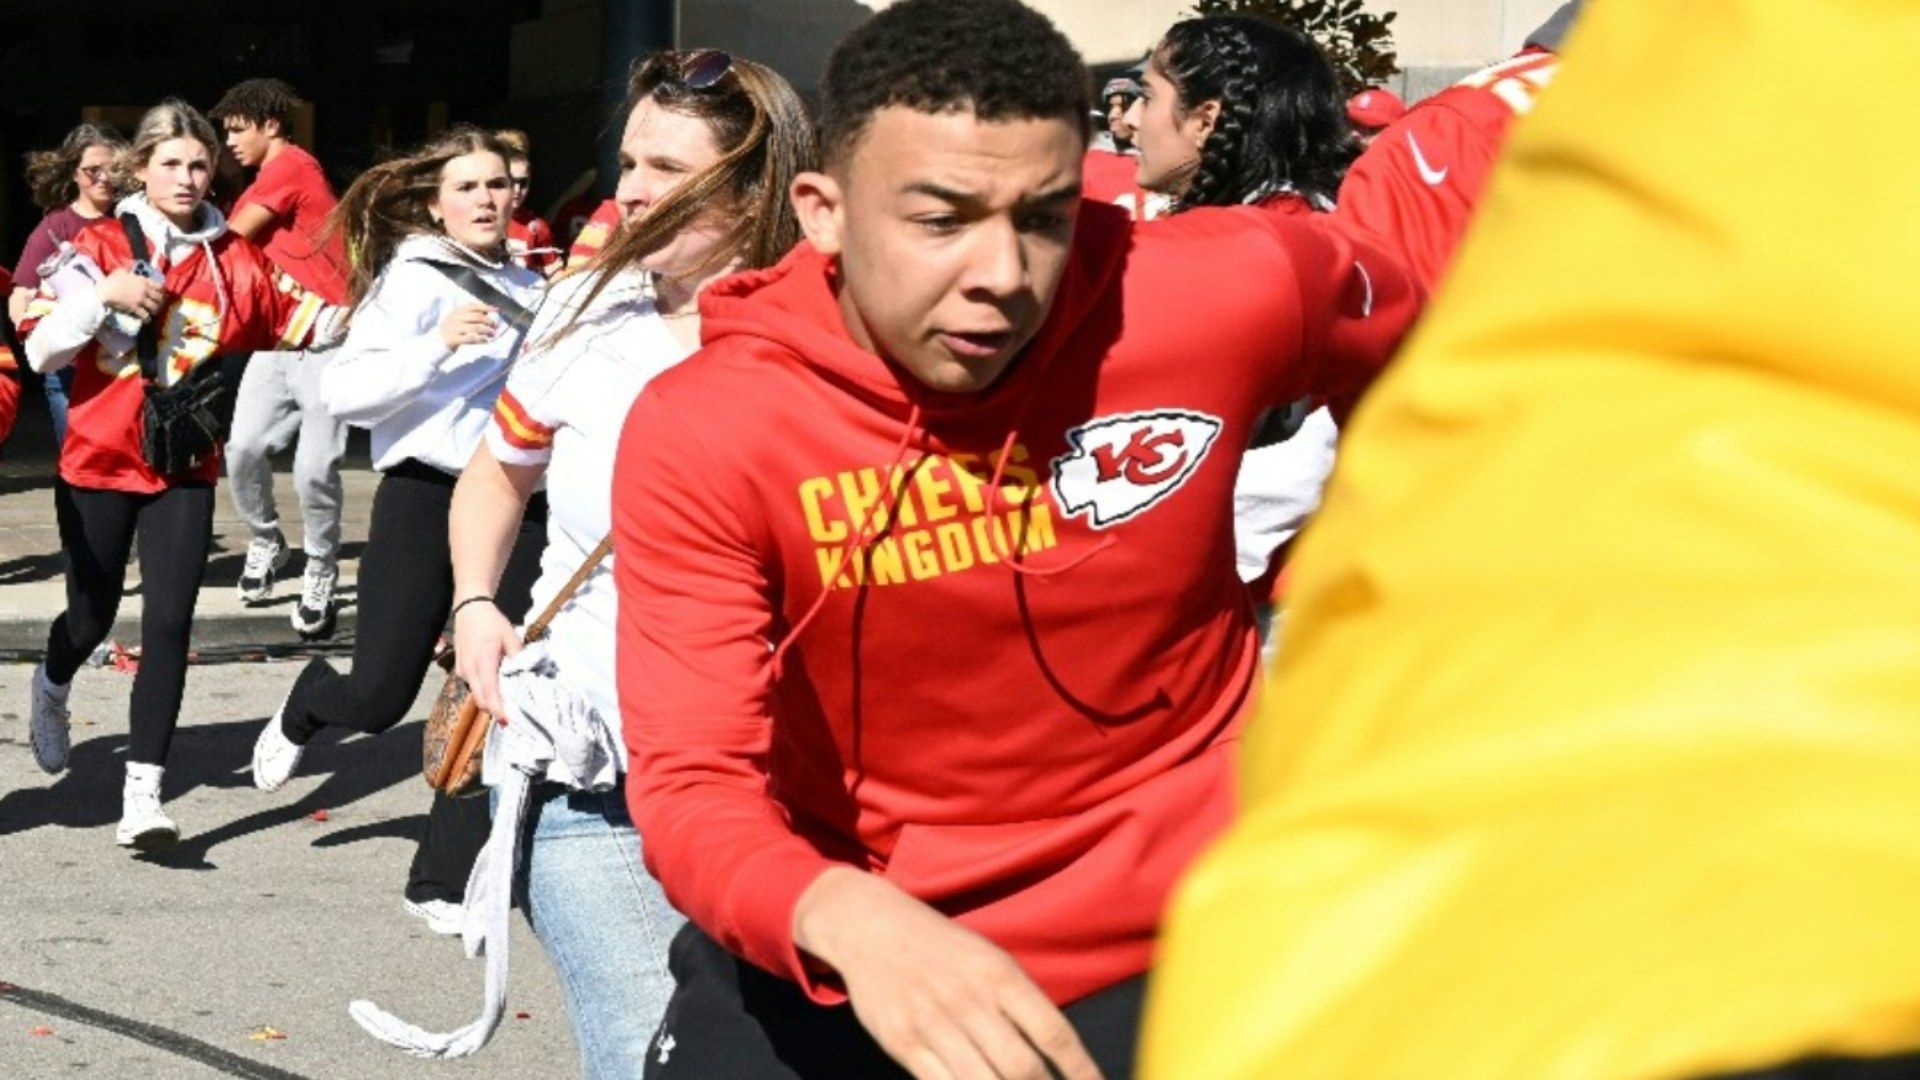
top-left (279, 459), bottom-right (545, 742)
top-left (275, 460), bottom-right (544, 904)
top-left (45, 479), bottom-right (215, 766)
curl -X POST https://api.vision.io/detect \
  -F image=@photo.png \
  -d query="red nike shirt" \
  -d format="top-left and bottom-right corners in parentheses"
top-left (1335, 48), bottom-right (1559, 293)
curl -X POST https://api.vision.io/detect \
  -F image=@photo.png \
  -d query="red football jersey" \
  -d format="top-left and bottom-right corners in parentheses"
top-left (20, 220), bottom-right (333, 491)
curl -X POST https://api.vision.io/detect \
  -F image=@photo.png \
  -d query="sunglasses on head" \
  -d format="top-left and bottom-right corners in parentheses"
top-left (646, 49), bottom-right (735, 92)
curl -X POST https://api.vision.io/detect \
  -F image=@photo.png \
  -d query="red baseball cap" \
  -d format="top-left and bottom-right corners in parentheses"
top-left (1347, 88), bottom-right (1407, 130)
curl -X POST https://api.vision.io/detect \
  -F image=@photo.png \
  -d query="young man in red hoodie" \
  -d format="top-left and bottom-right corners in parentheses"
top-left (613, 2), bottom-right (1419, 1076)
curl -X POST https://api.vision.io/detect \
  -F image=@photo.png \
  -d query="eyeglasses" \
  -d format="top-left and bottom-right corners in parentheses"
top-left (78, 165), bottom-right (110, 181)
top-left (510, 177), bottom-right (532, 189)
top-left (645, 49), bottom-right (735, 93)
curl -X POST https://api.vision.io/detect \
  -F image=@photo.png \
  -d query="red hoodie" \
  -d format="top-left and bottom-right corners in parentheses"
top-left (614, 200), bottom-right (1419, 1006)
top-left (1334, 48), bottom-right (1559, 293)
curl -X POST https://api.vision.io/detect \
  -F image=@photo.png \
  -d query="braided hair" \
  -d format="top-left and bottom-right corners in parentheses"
top-left (1154, 15), bottom-right (1359, 211)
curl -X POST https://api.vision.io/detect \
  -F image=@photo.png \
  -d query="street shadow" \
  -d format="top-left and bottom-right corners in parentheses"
top-left (309, 815), bottom-right (425, 848)
top-left (0, 714), bottom-right (429, 871)
top-left (0, 550), bottom-right (64, 586)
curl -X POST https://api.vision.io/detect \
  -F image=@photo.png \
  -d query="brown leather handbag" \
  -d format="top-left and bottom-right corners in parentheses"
top-left (423, 536), bottom-right (615, 795)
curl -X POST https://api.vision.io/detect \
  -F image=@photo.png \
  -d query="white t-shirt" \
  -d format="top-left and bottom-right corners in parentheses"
top-left (485, 268), bottom-right (695, 747)
top-left (1233, 407), bottom-right (1340, 584)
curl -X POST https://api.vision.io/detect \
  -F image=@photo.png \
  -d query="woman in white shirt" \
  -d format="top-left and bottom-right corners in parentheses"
top-left (446, 53), bottom-right (813, 1075)
top-left (249, 127), bottom-right (547, 920)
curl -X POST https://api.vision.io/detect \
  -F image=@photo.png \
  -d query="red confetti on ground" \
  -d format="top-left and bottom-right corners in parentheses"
top-left (110, 644), bottom-right (140, 675)
top-left (0, 982), bottom-right (16, 993)
top-left (28, 1026), bottom-right (52, 1037)
top-left (308, 810), bottom-right (330, 822)
top-left (514, 1012), bottom-right (530, 1020)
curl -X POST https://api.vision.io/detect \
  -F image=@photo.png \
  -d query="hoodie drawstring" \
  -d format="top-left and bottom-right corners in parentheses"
top-left (771, 404), bottom-right (926, 679)
top-left (982, 427), bottom-right (1116, 577)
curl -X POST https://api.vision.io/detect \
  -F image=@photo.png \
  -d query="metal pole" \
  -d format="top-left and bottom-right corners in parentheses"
top-left (599, 0), bottom-right (678, 196)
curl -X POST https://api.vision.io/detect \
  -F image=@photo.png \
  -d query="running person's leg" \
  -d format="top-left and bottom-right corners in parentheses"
top-left (32, 480), bottom-right (138, 774)
top-left (44, 480), bottom-right (137, 686)
top-left (524, 781), bottom-right (686, 1078)
top-left (403, 497), bottom-right (548, 907)
top-left (226, 352), bottom-right (301, 602)
top-left (111, 482), bottom-right (214, 850)
top-left (125, 482), bottom-right (215, 767)
top-left (279, 465), bottom-right (456, 743)
top-left (288, 347), bottom-right (350, 637)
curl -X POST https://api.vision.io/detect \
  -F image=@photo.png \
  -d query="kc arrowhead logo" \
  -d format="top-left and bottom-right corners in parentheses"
top-left (1050, 409), bottom-right (1224, 529)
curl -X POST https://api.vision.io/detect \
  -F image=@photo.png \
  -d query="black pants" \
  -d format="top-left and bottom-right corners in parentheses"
top-left (276, 459), bottom-right (546, 903)
top-left (44, 479), bottom-right (214, 766)
top-left (645, 924), bottom-right (1145, 1079)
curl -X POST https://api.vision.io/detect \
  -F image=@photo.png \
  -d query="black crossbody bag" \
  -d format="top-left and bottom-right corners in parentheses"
top-left (418, 259), bottom-right (535, 335)
top-left (120, 212), bottom-right (243, 476)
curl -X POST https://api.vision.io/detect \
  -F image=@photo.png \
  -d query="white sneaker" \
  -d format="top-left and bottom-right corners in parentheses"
top-left (237, 531), bottom-right (291, 605)
top-left (251, 695), bottom-right (304, 792)
top-left (116, 763), bottom-right (179, 851)
top-left (28, 662), bottom-right (72, 774)
top-left (402, 898), bottom-right (465, 936)
top-left (290, 560), bottom-right (338, 641)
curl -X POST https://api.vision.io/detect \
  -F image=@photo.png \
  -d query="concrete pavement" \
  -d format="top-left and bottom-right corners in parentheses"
top-left (0, 664), bottom-right (575, 1078)
top-left (0, 383), bottom-right (580, 1076)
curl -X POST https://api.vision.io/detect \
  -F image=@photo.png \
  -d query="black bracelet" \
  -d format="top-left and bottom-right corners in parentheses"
top-left (450, 595), bottom-right (497, 621)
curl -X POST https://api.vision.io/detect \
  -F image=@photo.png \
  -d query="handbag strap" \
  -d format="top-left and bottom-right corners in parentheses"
top-left (117, 213), bottom-right (162, 382)
top-left (419, 258), bottom-right (534, 335)
top-left (521, 536), bottom-right (614, 644)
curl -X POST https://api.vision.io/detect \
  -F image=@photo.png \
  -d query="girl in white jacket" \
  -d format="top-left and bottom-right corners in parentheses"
top-left (249, 127), bottom-right (546, 925)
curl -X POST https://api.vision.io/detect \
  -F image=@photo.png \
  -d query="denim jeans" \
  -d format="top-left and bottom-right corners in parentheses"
top-left (43, 367), bottom-right (72, 448)
top-left (523, 780), bottom-right (685, 1079)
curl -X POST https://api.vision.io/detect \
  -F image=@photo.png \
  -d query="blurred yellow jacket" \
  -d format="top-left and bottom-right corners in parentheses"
top-left (1142, 0), bottom-right (1920, 1077)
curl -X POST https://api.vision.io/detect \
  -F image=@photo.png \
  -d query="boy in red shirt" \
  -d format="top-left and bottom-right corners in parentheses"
top-left (614, 2), bottom-right (1419, 1076)
top-left (211, 77), bottom-right (352, 637)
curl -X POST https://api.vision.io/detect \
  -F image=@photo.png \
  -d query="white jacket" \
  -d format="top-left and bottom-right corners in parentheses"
top-left (321, 234), bottom-right (543, 474)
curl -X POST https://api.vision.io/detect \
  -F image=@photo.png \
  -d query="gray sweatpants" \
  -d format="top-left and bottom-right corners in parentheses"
top-left (224, 348), bottom-right (349, 563)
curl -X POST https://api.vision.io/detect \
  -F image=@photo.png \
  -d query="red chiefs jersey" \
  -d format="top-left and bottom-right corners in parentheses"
top-left (508, 208), bottom-right (561, 274)
top-left (565, 198), bottom-right (621, 265)
top-left (20, 219), bottom-right (331, 492)
top-left (1334, 48), bottom-right (1559, 293)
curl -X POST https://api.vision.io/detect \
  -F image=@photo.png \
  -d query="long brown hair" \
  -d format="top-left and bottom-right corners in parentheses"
top-left (555, 50), bottom-right (815, 336)
top-left (23, 123), bottom-right (127, 212)
top-left (328, 126), bottom-right (513, 313)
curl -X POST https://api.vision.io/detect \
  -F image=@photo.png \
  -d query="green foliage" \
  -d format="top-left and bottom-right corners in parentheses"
top-left (1187, 0), bottom-right (1400, 95)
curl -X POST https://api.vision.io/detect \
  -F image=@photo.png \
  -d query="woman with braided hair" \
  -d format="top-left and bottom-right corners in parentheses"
top-left (1127, 15), bottom-right (1360, 641)
top-left (1126, 15), bottom-right (1358, 211)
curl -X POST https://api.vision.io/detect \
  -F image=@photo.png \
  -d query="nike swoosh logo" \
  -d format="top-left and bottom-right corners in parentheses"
top-left (1407, 132), bottom-right (1449, 186)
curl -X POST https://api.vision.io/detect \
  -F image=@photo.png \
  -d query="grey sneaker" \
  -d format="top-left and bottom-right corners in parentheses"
top-left (29, 662), bottom-right (72, 774)
top-left (238, 531), bottom-right (291, 605)
top-left (291, 560), bottom-right (337, 640)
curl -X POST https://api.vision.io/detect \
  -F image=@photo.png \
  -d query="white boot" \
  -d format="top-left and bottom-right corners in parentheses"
top-left (116, 762), bottom-right (179, 851)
